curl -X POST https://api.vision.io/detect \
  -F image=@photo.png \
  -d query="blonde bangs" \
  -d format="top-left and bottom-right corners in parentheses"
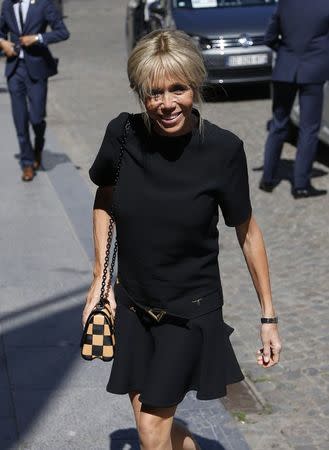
top-left (137, 54), bottom-right (193, 101)
top-left (128, 29), bottom-right (206, 98)
top-left (127, 29), bottom-right (206, 130)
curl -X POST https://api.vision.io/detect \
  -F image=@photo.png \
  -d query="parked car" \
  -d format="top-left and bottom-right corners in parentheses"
top-left (291, 82), bottom-right (329, 147)
top-left (126, 0), bottom-right (277, 85)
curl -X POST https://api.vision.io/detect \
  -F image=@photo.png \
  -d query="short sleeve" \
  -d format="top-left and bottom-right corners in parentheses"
top-left (218, 139), bottom-right (252, 227)
top-left (89, 113), bottom-right (129, 187)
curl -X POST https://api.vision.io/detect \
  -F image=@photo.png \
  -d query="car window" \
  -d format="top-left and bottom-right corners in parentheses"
top-left (172, 0), bottom-right (278, 8)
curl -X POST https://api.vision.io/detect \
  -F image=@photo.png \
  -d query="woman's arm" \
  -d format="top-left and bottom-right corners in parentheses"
top-left (82, 186), bottom-right (116, 326)
top-left (235, 215), bottom-right (282, 368)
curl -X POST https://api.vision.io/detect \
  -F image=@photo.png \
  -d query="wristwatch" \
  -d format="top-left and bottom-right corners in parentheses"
top-left (35, 34), bottom-right (43, 43)
top-left (261, 316), bottom-right (278, 324)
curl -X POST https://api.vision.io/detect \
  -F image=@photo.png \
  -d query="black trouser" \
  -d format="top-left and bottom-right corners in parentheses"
top-left (7, 60), bottom-right (47, 167)
top-left (263, 81), bottom-right (324, 189)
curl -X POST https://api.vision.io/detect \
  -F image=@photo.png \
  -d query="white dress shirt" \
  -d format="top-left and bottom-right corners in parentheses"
top-left (13, 0), bottom-right (30, 58)
top-left (13, 0), bottom-right (30, 34)
top-left (12, 0), bottom-right (44, 59)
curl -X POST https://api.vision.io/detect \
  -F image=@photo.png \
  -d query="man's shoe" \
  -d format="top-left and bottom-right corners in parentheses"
top-left (292, 184), bottom-right (327, 199)
top-left (259, 179), bottom-right (276, 193)
top-left (21, 166), bottom-right (35, 182)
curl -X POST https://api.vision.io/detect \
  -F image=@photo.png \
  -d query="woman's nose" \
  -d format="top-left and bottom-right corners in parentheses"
top-left (162, 92), bottom-right (175, 109)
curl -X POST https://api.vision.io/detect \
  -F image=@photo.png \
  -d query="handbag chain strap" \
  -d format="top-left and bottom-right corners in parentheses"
top-left (99, 117), bottom-right (131, 305)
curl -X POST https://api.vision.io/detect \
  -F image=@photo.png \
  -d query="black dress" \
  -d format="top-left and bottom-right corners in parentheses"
top-left (89, 112), bottom-right (252, 408)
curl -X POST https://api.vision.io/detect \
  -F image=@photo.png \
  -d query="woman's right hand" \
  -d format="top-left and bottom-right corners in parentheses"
top-left (257, 323), bottom-right (282, 368)
top-left (82, 278), bottom-right (117, 327)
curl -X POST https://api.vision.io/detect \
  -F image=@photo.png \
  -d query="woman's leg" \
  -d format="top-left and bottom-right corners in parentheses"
top-left (129, 391), bottom-right (142, 428)
top-left (129, 392), bottom-right (200, 450)
top-left (171, 421), bottom-right (201, 450)
top-left (138, 403), bottom-right (176, 450)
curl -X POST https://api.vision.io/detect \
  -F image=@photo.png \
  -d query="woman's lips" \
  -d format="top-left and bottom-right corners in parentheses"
top-left (158, 112), bottom-right (182, 127)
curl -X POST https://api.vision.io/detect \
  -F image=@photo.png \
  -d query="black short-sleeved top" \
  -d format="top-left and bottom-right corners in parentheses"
top-left (89, 112), bottom-right (252, 315)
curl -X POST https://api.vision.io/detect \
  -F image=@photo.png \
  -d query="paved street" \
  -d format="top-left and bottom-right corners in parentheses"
top-left (1, 0), bottom-right (329, 448)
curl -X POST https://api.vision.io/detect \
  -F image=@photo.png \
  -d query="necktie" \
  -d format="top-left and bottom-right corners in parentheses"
top-left (18, 0), bottom-right (24, 33)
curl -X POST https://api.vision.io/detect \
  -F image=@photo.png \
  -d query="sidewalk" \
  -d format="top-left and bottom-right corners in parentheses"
top-left (0, 90), bottom-right (250, 449)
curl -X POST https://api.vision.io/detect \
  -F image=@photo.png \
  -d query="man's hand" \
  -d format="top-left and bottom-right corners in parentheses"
top-left (0, 40), bottom-right (17, 57)
top-left (19, 35), bottom-right (38, 47)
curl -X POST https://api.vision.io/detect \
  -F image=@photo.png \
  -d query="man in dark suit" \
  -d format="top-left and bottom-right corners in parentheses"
top-left (260, 0), bottom-right (329, 198)
top-left (0, 0), bottom-right (69, 181)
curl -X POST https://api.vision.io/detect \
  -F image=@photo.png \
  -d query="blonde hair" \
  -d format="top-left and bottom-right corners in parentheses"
top-left (127, 29), bottom-right (206, 129)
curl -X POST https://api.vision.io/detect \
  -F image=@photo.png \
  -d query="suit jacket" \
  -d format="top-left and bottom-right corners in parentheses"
top-left (264, 0), bottom-right (329, 84)
top-left (0, 0), bottom-right (69, 79)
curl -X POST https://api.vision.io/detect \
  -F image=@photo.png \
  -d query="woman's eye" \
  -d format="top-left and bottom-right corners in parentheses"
top-left (151, 91), bottom-right (161, 98)
top-left (172, 85), bottom-right (189, 95)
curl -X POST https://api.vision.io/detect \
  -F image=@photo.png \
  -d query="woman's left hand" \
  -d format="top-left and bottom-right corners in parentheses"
top-left (257, 324), bottom-right (282, 368)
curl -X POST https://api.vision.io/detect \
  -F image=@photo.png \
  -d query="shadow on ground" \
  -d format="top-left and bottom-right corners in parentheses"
top-left (14, 148), bottom-right (73, 171)
top-left (0, 285), bottom-right (88, 449)
top-left (253, 159), bottom-right (328, 186)
top-left (109, 421), bottom-right (226, 450)
top-left (42, 148), bottom-right (73, 171)
top-left (285, 121), bottom-right (329, 169)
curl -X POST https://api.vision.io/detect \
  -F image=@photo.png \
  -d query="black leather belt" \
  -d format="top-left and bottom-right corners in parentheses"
top-left (115, 279), bottom-right (187, 325)
top-left (115, 277), bottom-right (222, 322)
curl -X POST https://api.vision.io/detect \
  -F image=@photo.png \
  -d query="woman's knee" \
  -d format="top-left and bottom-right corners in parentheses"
top-left (138, 406), bottom-right (174, 450)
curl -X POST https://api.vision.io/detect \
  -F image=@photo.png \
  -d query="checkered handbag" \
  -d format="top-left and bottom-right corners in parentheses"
top-left (80, 117), bottom-right (131, 362)
top-left (80, 302), bottom-right (115, 361)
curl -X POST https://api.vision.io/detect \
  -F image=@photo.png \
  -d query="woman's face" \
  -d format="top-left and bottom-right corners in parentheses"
top-left (144, 78), bottom-right (194, 137)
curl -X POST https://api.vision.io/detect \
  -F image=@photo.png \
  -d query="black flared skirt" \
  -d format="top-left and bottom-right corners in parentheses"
top-left (107, 286), bottom-right (244, 408)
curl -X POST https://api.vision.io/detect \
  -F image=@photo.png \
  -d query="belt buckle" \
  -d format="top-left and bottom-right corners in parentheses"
top-left (147, 308), bottom-right (166, 323)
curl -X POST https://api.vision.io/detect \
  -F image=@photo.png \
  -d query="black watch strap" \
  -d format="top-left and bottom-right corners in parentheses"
top-left (261, 317), bottom-right (278, 324)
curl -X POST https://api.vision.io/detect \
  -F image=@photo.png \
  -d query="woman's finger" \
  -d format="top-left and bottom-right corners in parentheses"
top-left (262, 343), bottom-right (271, 364)
top-left (271, 347), bottom-right (281, 364)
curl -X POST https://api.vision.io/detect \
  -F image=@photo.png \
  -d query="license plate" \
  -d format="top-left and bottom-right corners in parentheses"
top-left (191, 0), bottom-right (217, 7)
top-left (227, 54), bottom-right (268, 67)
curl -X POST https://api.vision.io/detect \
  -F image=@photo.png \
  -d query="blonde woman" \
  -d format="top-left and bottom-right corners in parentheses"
top-left (83, 30), bottom-right (282, 450)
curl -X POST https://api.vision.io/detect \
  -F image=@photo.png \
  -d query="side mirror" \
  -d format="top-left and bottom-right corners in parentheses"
top-left (149, 1), bottom-right (165, 16)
